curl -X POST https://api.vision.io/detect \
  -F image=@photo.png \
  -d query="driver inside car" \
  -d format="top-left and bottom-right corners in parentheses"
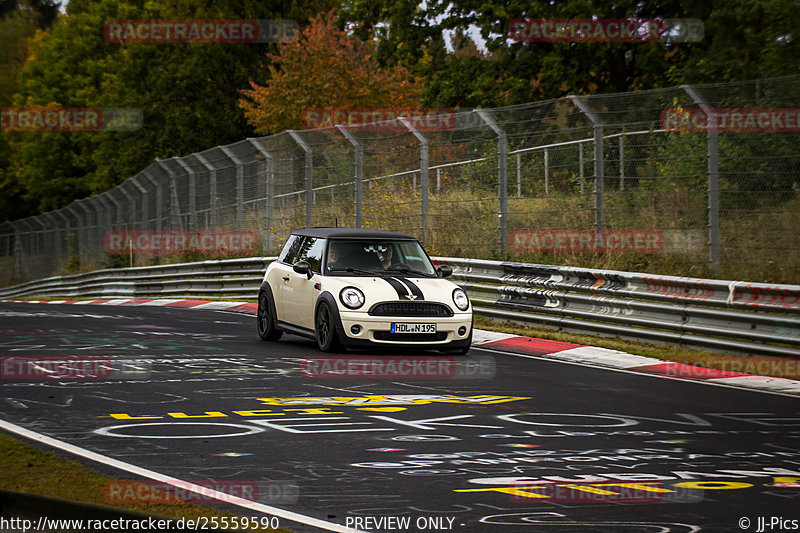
top-left (326, 243), bottom-right (344, 272)
top-left (377, 245), bottom-right (393, 269)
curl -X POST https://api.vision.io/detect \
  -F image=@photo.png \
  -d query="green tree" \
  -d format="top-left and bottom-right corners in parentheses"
top-left (0, 10), bottom-right (38, 221)
top-left (667, 0), bottom-right (800, 83)
top-left (6, 0), bottom-right (336, 215)
top-left (343, 0), bottom-right (706, 107)
top-left (0, 0), bottom-right (60, 29)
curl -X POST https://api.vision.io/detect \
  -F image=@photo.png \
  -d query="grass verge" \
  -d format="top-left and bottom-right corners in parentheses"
top-left (0, 434), bottom-right (289, 532)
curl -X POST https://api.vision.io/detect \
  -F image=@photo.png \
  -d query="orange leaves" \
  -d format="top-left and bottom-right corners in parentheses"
top-left (239, 9), bottom-right (420, 135)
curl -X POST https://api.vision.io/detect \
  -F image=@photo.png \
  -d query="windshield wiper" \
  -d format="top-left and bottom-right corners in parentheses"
top-left (398, 269), bottom-right (432, 277)
top-left (329, 267), bottom-right (385, 277)
top-left (386, 266), bottom-right (433, 277)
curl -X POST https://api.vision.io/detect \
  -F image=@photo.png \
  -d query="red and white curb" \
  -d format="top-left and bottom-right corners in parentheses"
top-left (3, 298), bottom-right (258, 314)
top-left (473, 329), bottom-right (800, 396)
top-left (5, 298), bottom-right (800, 396)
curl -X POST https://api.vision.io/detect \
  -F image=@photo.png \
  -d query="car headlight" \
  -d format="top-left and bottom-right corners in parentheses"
top-left (452, 288), bottom-right (469, 311)
top-left (340, 287), bottom-right (365, 309)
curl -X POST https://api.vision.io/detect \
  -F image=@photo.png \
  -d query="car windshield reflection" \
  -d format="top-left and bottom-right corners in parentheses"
top-left (325, 240), bottom-right (436, 276)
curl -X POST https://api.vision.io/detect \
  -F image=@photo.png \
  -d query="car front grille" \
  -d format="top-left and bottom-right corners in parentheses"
top-left (368, 302), bottom-right (453, 317)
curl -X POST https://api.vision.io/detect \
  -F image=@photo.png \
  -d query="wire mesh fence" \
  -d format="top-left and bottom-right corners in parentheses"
top-left (2, 75), bottom-right (799, 286)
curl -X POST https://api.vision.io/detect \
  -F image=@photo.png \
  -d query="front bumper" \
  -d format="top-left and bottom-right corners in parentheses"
top-left (335, 310), bottom-right (472, 350)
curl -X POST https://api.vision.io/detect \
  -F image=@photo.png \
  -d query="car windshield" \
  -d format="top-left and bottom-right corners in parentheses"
top-left (325, 239), bottom-right (437, 276)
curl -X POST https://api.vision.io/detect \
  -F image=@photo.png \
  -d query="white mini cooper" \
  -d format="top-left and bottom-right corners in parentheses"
top-left (257, 228), bottom-right (472, 353)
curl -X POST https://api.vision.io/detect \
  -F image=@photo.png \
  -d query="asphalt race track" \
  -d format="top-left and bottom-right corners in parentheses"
top-left (1, 301), bottom-right (799, 533)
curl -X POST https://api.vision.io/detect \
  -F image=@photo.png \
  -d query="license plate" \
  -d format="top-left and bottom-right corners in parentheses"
top-left (390, 323), bottom-right (437, 334)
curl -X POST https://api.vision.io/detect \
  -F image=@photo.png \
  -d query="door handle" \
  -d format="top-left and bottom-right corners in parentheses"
top-left (283, 276), bottom-right (290, 281)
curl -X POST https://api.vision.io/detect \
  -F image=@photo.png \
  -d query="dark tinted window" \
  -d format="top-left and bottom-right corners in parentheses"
top-left (325, 239), bottom-right (436, 275)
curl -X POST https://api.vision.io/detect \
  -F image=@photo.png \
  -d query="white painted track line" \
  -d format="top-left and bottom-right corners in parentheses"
top-left (0, 419), bottom-right (364, 532)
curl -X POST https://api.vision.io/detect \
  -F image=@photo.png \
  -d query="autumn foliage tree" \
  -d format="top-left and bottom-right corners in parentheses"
top-left (3, 0), bottom-right (337, 217)
top-left (239, 10), bottom-right (420, 135)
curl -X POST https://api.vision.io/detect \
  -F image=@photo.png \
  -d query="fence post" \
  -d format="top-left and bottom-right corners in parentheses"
top-left (95, 195), bottom-right (114, 255)
top-left (9, 220), bottom-right (29, 282)
top-left (544, 148), bottom-right (550, 196)
top-left (475, 109), bottom-right (508, 254)
top-left (172, 157), bottom-right (196, 230)
top-left (105, 191), bottom-right (123, 230)
top-left (247, 139), bottom-right (275, 250)
top-left (101, 194), bottom-right (115, 231)
top-left (336, 126), bottom-right (363, 228)
top-left (155, 159), bottom-right (181, 231)
top-left (53, 209), bottom-right (71, 272)
top-left (120, 185), bottom-right (133, 232)
top-left (569, 96), bottom-right (604, 230)
top-left (73, 200), bottom-right (87, 261)
top-left (579, 142), bottom-right (585, 194)
top-left (41, 213), bottom-right (58, 276)
top-left (115, 188), bottom-right (133, 263)
top-left (219, 147), bottom-right (245, 231)
top-left (116, 187), bottom-right (132, 231)
top-left (74, 199), bottom-right (96, 265)
top-left (71, 202), bottom-right (85, 259)
top-left (142, 169), bottom-right (163, 233)
top-left (87, 199), bottom-right (102, 265)
top-left (399, 117), bottom-right (430, 243)
top-left (128, 175), bottom-right (148, 230)
top-left (618, 135), bottom-right (625, 191)
top-left (516, 152), bottom-right (521, 197)
top-left (28, 217), bottom-right (46, 278)
top-left (193, 154), bottom-right (217, 230)
top-left (27, 216), bottom-right (40, 258)
top-left (682, 84), bottom-right (720, 274)
top-left (101, 193), bottom-right (120, 261)
top-left (64, 204), bottom-right (81, 266)
top-left (288, 131), bottom-right (314, 227)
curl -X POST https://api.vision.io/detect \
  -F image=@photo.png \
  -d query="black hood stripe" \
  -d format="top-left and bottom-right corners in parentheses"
top-left (385, 277), bottom-right (425, 301)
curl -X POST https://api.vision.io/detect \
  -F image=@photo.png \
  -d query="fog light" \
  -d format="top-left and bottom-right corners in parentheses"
top-left (458, 326), bottom-right (467, 336)
top-left (351, 325), bottom-right (362, 335)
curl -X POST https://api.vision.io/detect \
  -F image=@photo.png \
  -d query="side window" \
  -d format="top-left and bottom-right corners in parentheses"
top-left (278, 235), bottom-right (302, 265)
top-left (296, 237), bottom-right (326, 273)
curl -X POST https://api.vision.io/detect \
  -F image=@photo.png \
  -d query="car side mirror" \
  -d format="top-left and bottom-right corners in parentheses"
top-left (293, 260), bottom-right (313, 279)
top-left (437, 265), bottom-right (453, 278)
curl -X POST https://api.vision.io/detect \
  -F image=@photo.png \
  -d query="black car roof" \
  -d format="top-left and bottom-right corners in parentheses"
top-left (292, 227), bottom-right (418, 240)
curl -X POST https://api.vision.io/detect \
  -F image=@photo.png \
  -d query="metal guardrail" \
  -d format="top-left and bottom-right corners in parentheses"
top-left (0, 258), bottom-right (275, 300)
top-left (1, 257), bottom-right (798, 357)
top-left (439, 257), bottom-right (800, 357)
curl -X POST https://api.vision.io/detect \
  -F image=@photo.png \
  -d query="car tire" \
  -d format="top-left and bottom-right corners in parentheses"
top-left (257, 291), bottom-right (282, 341)
top-left (315, 301), bottom-right (341, 352)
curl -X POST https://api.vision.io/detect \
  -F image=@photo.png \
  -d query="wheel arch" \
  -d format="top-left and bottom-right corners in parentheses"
top-left (316, 291), bottom-right (347, 340)
top-left (259, 281), bottom-right (278, 317)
